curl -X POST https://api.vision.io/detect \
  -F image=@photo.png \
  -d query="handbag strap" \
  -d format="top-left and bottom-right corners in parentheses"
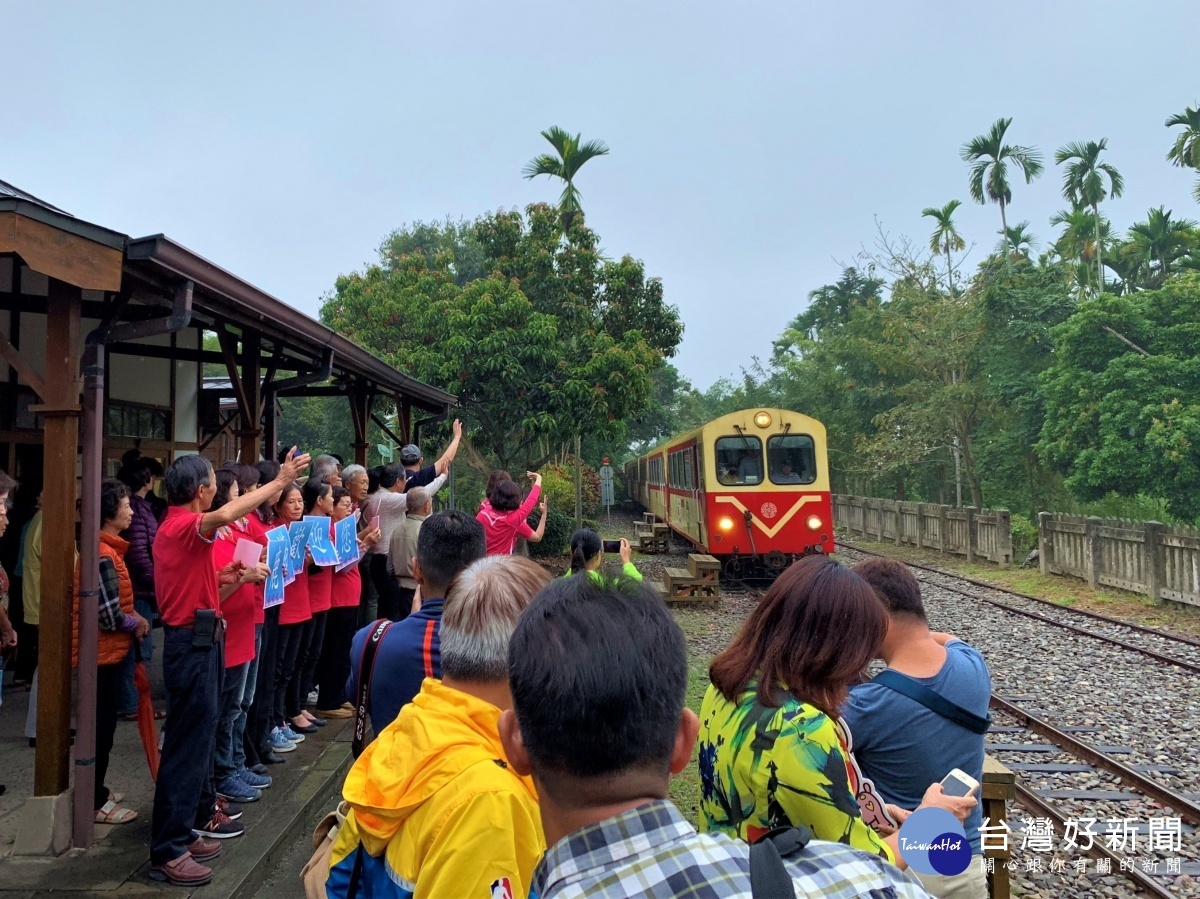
top-left (871, 669), bottom-right (991, 735)
top-left (352, 619), bottom-right (393, 758)
top-left (749, 825), bottom-right (812, 899)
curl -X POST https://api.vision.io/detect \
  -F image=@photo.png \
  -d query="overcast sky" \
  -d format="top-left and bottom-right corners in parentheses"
top-left (5, 2), bottom-right (1199, 389)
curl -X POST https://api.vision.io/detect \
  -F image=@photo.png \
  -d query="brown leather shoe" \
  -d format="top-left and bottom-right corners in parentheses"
top-left (188, 837), bottom-right (223, 863)
top-left (315, 707), bottom-right (353, 718)
top-left (149, 852), bottom-right (213, 886)
top-left (340, 702), bottom-right (354, 711)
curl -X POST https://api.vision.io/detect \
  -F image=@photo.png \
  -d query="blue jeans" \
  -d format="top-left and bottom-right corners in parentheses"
top-left (117, 598), bottom-right (156, 715)
top-left (214, 661), bottom-right (249, 781)
top-left (232, 625), bottom-right (262, 773)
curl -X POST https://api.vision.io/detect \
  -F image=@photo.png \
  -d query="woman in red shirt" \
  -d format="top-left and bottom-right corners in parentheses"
top-left (210, 471), bottom-right (269, 803)
top-left (314, 487), bottom-right (361, 717)
top-left (270, 483), bottom-right (311, 747)
top-left (292, 480), bottom-right (336, 733)
top-left (476, 472), bottom-right (547, 555)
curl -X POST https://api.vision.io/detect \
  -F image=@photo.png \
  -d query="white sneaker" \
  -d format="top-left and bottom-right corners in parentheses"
top-left (307, 691), bottom-right (318, 706)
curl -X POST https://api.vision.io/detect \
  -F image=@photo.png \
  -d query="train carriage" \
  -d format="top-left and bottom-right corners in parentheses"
top-left (626, 408), bottom-right (832, 579)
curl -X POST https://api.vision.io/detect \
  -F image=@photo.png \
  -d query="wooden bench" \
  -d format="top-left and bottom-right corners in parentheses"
top-left (983, 754), bottom-right (1015, 899)
top-left (687, 553), bottom-right (720, 584)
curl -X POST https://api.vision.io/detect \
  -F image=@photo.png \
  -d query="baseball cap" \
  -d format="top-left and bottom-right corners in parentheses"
top-left (400, 444), bottom-right (421, 463)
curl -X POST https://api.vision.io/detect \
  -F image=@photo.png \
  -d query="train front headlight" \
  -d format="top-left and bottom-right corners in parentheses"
top-left (806, 514), bottom-right (823, 531)
top-left (718, 516), bottom-right (735, 533)
top-left (754, 411), bottom-right (772, 428)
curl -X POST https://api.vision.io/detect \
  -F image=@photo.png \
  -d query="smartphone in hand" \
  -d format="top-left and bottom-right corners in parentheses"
top-left (602, 539), bottom-right (621, 553)
top-left (938, 768), bottom-right (980, 798)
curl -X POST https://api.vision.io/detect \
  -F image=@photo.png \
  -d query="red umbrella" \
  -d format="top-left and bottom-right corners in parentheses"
top-left (134, 658), bottom-right (160, 781)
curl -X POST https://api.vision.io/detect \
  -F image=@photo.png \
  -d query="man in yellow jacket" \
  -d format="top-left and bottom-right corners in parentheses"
top-left (328, 555), bottom-right (551, 899)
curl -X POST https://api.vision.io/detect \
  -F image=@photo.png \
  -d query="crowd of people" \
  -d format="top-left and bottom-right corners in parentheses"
top-left (0, 429), bottom-right (995, 898)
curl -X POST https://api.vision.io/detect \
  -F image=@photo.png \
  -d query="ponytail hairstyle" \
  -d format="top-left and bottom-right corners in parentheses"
top-left (569, 528), bottom-right (602, 574)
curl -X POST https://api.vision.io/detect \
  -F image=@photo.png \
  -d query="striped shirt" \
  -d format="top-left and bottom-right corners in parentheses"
top-left (531, 800), bottom-right (931, 899)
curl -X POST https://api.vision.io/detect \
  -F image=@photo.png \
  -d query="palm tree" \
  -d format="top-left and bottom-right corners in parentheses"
top-left (1123, 207), bottom-right (1200, 288)
top-left (1051, 207), bottom-right (1112, 294)
top-left (996, 221), bottom-right (1038, 259)
top-left (961, 118), bottom-right (1044, 259)
top-left (1055, 139), bottom-right (1124, 292)
top-left (921, 200), bottom-right (966, 292)
top-left (1165, 105), bottom-right (1200, 202)
top-left (522, 127), bottom-right (610, 233)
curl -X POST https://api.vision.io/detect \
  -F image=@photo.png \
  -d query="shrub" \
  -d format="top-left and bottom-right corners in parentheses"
top-left (527, 506), bottom-right (573, 558)
top-left (538, 459), bottom-right (601, 516)
top-left (1010, 513), bottom-right (1038, 556)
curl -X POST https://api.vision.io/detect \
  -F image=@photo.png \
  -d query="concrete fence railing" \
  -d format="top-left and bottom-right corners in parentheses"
top-left (833, 495), bottom-right (1013, 568)
top-left (833, 494), bottom-right (1200, 608)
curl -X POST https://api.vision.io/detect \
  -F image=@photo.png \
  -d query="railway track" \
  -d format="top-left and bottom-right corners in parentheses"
top-left (836, 539), bottom-right (1200, 675)
top-left (835, 540), bottom-right (1200, 896)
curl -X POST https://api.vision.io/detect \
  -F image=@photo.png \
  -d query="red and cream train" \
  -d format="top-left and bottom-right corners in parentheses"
top-left (625, 408), bottom-right (833, 579)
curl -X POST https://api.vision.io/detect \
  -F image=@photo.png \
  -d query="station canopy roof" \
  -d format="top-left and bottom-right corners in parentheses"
top-left (0, 178), bottom-right (456, 414)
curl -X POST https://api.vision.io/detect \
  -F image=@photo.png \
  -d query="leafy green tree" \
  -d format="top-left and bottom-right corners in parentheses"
top-left (378, 218), bottom-right (488, 285)
top-left (1121, 207), bottom-right (1199, 288)
top-left (1055, 139), bottom-right (1124, 291)
top-left (323, 206), bottom-right (679, 471)
top-left (1050, 207), bottom-right (1112, 295)
top-left (962, 118), bottom-right (1044, 258)
top-left (921, 201), bottom-right (966, 292)
top-left (522, 127), bottom-right (610, 233)
top-left (1166, 105), bottom-right (1200, 203)
top-left (1038, 276), bottom-right (1200, 519)
top-left (996, 221), bottom-right (1038, 259)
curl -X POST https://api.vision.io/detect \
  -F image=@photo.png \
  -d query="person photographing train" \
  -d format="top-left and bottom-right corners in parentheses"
top-left (566, 529), bottom-right (643, 583)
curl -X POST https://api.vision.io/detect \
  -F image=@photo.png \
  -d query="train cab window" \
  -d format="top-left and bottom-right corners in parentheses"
top-left (767, 435), bottom-right (817, 485)
top-left (714, 436), bottom-right (763, 485)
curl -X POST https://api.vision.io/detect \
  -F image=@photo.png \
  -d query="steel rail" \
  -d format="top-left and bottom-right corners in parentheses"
top-left (836, 539), bottom-right (1200, 650)
top-left (1011, 781), bottom-right (1177, 899)
top-left (836, 541), bottom-right (1200, 676)
top-left (990, 695), bottom-right (1200, 826)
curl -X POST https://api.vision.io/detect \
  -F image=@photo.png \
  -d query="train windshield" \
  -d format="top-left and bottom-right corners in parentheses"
top-left (714, 436), bottom-right (763, 485)
top-left (767, 434), bottom-right (817, 485)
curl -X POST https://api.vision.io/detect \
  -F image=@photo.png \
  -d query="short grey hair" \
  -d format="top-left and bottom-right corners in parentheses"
top-left (441, 556), bottom-right (551, 682)
top-left (340, 464), bottom-right (367, 484)
top-left (311, 455), bottom-right (341, 485)
top-left (406, 486), bottom-right (432, 513)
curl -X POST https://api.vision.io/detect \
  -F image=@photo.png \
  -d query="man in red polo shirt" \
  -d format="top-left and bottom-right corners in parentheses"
top-left (149, 449), bottom-right (309, 887)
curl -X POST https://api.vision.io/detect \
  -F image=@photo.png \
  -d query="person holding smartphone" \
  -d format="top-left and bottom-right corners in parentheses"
top-left (842, 558), bottom-right (992, 897)
top-left (566, 529), bottom-right (643, 583)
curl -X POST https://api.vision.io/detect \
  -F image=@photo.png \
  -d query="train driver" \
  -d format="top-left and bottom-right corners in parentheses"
top-left (736, 450), bottom-right (760, 484)
top-left (773, 460), bottom-right (803, 484)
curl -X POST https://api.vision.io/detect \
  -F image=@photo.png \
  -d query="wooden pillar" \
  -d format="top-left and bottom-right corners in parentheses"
top-left (33, 282), bottom-right (82, 797)
top-left (238, 332), bottom-right (262, 463)
top-left (1085, 516), bottom-right (1102, 588)
top-left (964, 507), bottom-right (977, 563)
top-left (398, 398), bottom-right (412, 445)
top-left (1037, 512), bottom-right (1052, 576)
top-left (995, 509), bottom-right (1012, 568)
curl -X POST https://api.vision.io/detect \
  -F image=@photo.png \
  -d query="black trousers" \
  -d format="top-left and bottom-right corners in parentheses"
top-left (16, 621), bottom-right (38, 682)
top-left (370, 554), bottom-right (403, 622)
top-left (297, 610), bottom-right (327, 705)
top-left (248, 607), bottom-right (280, 758)
top-left (274, 620), bottom-right (308, 723)
top-left (151, 625), bottom-right (223, 865)
top-left (315, 606), bottom-right (357, 710)
top-left (95, 661), bottom-right (122, 811)
top-left (357, 558), bottom-right (377, 629)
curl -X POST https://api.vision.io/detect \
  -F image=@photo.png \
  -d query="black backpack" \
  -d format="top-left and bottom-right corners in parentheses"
top-left (749, 825), bottom-right (813, 899)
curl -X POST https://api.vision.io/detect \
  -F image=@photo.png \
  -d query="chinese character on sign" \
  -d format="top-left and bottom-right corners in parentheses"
top-left (1072, 859), bottom-right (1088, 874)
top-left (1024, 858), bottom-right (1043, 873)
top-left (980, 857), bottom-right (995, 875)
top-left (1049, 858), bottom-right (1066, 874)
top-left (1062, 817), bottom-right (1098, 851)
top-left (1168, 858), bottom-right (1182, 875)
top-left (1140, 860), bottom-right (1158, 874)
top-left (1120, 858), bottom-right (1136, 873)
top-left (980, 817), bottom-right (1012, 853)
top-left (1149, 817), bottom-right (1182, 852)
top-left (1021, 817), bottom-right (1055, 852)
top-left (1104, 818), bottom-right (1139, 852)
top-left (1096, 858), bottom-right (1112, 875)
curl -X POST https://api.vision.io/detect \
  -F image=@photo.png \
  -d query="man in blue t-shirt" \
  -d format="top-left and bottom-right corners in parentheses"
top-left (346, 511), bottom-right (485, 735)
top-left (842, 558), bottom-right (992, 899)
